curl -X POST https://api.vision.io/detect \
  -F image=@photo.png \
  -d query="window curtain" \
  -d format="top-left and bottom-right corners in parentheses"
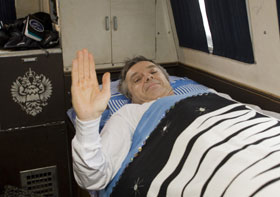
top-left (204, 0), bottom-right (255, 63)
top-left (277, 0), bottom-right (280, 32)
top-left (170, 0), bottom-right (209, 53)
top-left (0, 0), bottom-right (16, 24)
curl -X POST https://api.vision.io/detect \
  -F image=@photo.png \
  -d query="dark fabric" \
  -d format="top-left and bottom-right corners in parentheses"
top-left (170, 0), bottom-right (209, 53)
top-left (111, 93), bottom-right (280, 196)
top-left (0, 0), bottom-right (16, 24)
top-left (277, 0), bottom-right (280, 32)
top-left (4, 185), bottom-right (43, 197)
top-left (204, 0), bottom-right (255, 63)
top-left (111, 94), bottom-right (235, 197)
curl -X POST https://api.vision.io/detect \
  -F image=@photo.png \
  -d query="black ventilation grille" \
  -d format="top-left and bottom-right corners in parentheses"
top-left (20, 166), bottom-right (59, 197)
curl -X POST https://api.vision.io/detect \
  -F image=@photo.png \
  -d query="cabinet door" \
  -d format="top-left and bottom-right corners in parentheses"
top-left (59, 0), bottom-right (111, 69)
top-left (0, 52), bottom-right (65, 130)
top-left (111, 0), bottom-right (156, 63)
top-left (0, 123), bottom-right (72, 196)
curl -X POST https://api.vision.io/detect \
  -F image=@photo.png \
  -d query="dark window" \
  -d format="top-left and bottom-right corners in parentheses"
top-left (277, 0), bottom-right (280, 32)
top-left (171, 0), bottom-right (255, 64)
top-left (204, 0), bottom-right (255, 63)
top-left (170, 0), bottom-right (209, 53)
top-left (0, 0), bottom-right (16, 24)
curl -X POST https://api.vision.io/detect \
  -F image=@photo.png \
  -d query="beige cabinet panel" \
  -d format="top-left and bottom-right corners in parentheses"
top-left (111, 0), bottom-right (156, 63)
top-left (59, 0), bottom-right (111, 70)
top-left (59, 0), bottom-right (156, 69)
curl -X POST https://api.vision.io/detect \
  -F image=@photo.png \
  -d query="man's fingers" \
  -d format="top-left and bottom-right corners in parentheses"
top-left (101, 72), bottom-right (111, 97)
top-left (89, 53), bottom-right (94, 78)
top-left (89, 53), bottom-right (99, 85)
top-left (77, 50), bottom-right (84, 82)
top-left (72, 59), bottom-right (79, 85)
top-left (83, 49), bottom-right (90, 79)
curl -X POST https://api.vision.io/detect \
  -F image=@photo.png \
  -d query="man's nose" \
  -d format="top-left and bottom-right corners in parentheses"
top-left (145, 73), bottom-right (153, 81)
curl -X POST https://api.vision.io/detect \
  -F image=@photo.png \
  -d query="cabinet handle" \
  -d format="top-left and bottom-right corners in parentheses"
top-left (113, 16), bottom-right (118, 31)
top-left (105, 16), bottom-right (110, 31)
top-left (21, 57), bottom-right (38, 63)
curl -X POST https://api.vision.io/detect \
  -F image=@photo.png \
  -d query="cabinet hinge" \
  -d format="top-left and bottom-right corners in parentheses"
top-left (155, 37), bottom-right (157, 54)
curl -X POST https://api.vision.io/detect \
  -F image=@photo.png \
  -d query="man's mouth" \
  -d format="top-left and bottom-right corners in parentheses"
top-left (146, 82), bottom-right (160, 91)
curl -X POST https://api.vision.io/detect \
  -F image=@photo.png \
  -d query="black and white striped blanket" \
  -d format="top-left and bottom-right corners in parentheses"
top-left (111, 93), bottom-right (280, 197)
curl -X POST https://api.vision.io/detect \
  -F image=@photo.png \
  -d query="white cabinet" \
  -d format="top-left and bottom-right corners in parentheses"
top-left (59, 0), bottom-right (156, 70)
top-left (110, 0), bottom-right (156, 63)
top-left (59, 0), bottom-right (111, 68)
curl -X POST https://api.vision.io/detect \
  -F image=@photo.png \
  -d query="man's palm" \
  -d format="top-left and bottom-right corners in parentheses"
top-left (71, 49), bottom-right (111, 121)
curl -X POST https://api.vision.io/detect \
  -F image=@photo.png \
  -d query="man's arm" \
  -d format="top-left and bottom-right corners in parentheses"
top-left (72, 111), bottom-right (135, 190)
top-left (72, 117), bottom-right (113, 190)
top-left (71, 49), bottom-right (115, 189)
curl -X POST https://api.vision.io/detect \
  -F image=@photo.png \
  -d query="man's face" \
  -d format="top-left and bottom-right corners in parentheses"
top-left (126, 61), bottom-right (173, 104)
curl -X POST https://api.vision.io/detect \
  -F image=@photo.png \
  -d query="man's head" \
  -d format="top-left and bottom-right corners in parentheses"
top-left (118, 56), bottom-right (174, 104)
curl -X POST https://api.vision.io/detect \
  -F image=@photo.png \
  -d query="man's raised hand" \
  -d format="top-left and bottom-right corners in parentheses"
top-left (71, 49), bottom-right (111, 121)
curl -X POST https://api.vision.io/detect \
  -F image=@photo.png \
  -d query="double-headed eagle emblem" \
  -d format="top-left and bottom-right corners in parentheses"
top-left (10, 68), bottom-right (52, 116)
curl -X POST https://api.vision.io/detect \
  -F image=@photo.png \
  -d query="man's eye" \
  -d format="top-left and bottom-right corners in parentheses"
top-left (134, 78), bottom-right (141, 83)
top-left (151, 70), bottom-right (157, 74)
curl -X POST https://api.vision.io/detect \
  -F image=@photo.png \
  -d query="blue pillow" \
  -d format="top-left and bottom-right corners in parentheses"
top-left (67, 76), bottom-right (209, 131)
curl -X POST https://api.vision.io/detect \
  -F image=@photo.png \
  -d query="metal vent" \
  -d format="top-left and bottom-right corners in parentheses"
top-left (20, 166), bottom-right (59, 197)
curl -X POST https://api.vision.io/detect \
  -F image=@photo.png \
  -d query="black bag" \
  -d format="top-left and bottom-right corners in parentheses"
top-left (1, 12), bottom-right (59, 50)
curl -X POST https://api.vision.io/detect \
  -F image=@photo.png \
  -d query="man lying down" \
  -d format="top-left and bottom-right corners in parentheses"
top-left (71, 49), bottom-right (280, 197)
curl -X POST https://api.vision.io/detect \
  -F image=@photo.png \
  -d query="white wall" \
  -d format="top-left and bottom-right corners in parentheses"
top-left (168, 0), bottom-right (280, 97)
top-left (15, 0), bottom-right (49, 18)
top-left (156, 0), bottom-right (178, 64)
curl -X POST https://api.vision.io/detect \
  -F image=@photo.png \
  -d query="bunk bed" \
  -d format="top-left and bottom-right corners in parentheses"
top-left (65, 63), bottom-right (280, 197)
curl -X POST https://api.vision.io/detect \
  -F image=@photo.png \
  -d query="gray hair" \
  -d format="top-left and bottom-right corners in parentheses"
top-left (118, 56), bottom-right (170, 99)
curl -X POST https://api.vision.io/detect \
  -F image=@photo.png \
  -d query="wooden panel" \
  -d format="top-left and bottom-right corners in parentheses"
top-left (0, 123), bottom-right (73, 196)
top-left (0, 53), bottom-right (66, 130)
